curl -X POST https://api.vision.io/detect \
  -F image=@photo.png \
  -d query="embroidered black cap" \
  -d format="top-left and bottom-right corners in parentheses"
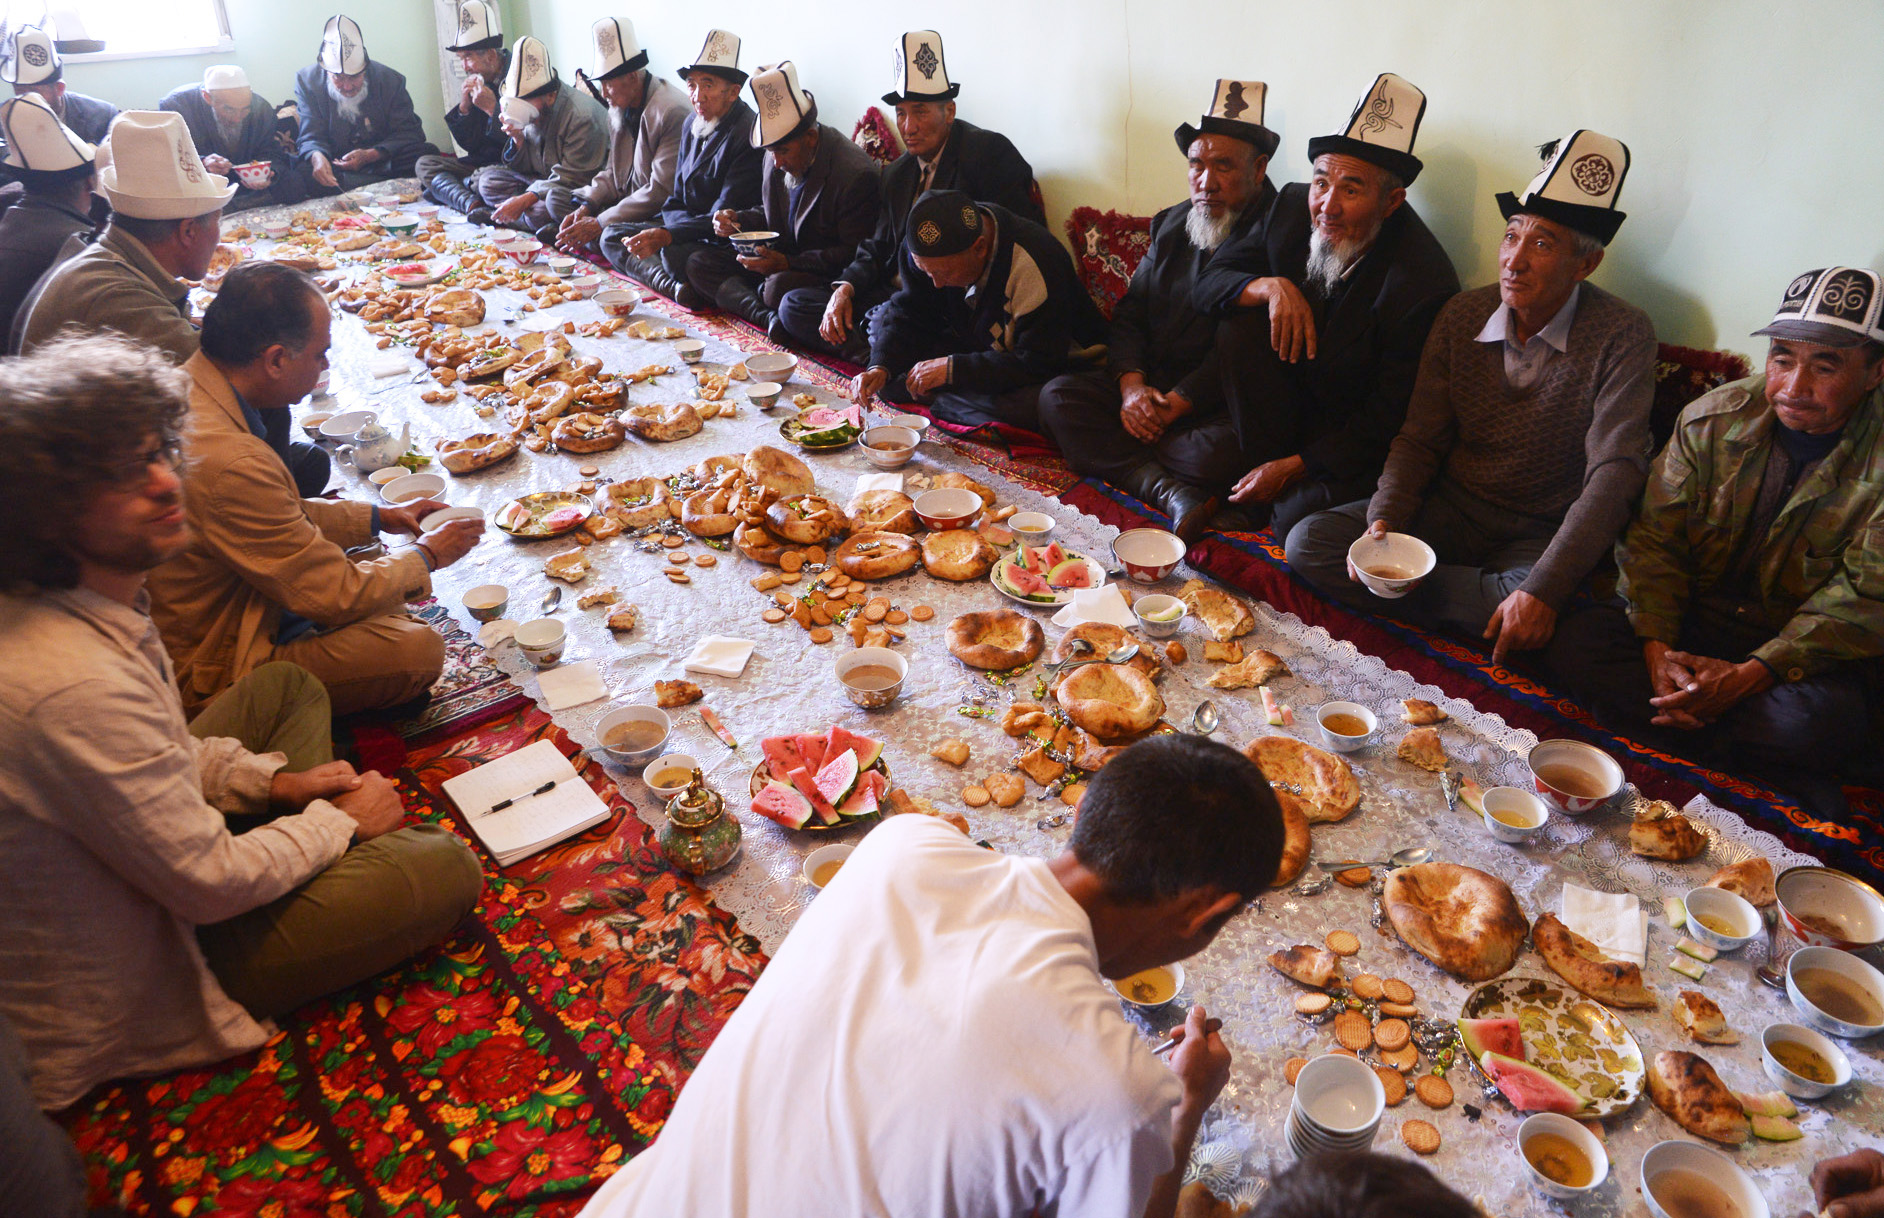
top-left (1753, 267), bottom-right (1884, 349)
top-left (906, 190), bottom-right (984, 258)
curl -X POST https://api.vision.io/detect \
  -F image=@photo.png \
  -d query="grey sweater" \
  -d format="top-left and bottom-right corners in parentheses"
top-left (1368, 282), bottom-right (1656, 606)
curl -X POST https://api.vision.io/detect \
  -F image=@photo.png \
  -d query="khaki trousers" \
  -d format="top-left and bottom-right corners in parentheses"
top-left (188, 662), bottom-right (484, 1020)
top-left (271, 612), bottom-right (447, 716)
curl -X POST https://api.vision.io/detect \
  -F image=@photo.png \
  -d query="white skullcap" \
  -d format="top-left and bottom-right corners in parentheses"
top-left (203, 65), bottom-right (250, 91)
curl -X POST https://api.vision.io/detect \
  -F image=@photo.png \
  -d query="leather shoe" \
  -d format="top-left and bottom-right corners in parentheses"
top-left (1119, 462), bottom-right (1219, 544)
top-left (1207, 502), bottom-right (1267, 535)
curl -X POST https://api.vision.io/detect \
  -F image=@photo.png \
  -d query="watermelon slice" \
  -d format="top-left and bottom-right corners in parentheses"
top-left (1020, 545), bottom-right (1048, 575)
top-left (839, 404), bottom-right (863, 428)
top-left (1479, 1051), bottom-right (1584, 1114)
top-left (794, 733), bottom-right (828, 774)
top-left (800, 407), bottom-right (843, 428)
top-left (1735, 1090), bottom-right (1799, 1119)
top-left (1459, 777), bottom-right (1488, 816)
top-left (814, 749), bottom-right (861, 807)
top-left (826, 725), bottom-right (884, 771)
top-left (760, 735), bottom-right (806, 782)
top-left (1004, 563), bottom-right (1051, 598)
top-left (1750, 1114), bottom-right (1803, 1142)
top-left (836, 776), bottom-right (880, 820)
top-left (785, 764), bottom-right (839, 823)
top-left (752, 780), bottom-right (816, 829)
top-left (1047, 558), bottom-right (1093, 589)
top-left (1041, 541), bottom-right (1067, 570)
top-left (1457, 1017), bottom-right (1525, 1062)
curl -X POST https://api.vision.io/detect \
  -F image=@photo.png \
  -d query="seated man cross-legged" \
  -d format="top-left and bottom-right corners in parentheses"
top-left (1288, 129), bottom-right (1655, 664)
top-left (0, 334), bottom-right (481, 1112)
top-left (145, 261), bottom-right (486, 716)
top-left (577, 734), bottom-right (1282, 1218)
top-left (1550, 267), bottom-right (1884, 818)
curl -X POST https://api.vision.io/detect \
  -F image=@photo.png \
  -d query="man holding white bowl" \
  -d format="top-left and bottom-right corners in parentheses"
top-left (1287, 130), bottom-right (1655, 666)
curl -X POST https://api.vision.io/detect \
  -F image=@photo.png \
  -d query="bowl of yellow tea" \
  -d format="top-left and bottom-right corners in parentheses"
top-left (1760, 1022), bottom-right (1851, 1099)
top-left (1481, 785), bottom-right (1548, 844)
top-left (1313, 701), bottom-right (1377, 754)
top-left (802, 843), bottom-right (855, 890)
top-left (1109, 963), bottom-right (1184, 1008)
top-left (1680, 884), bottom-right (1760, 952)
top-left (1523, 738), bottom-right (1623, 814)
top-left (1517, 1112), bottom-right (1607, 1200)
top-left (1345, 531), bottom-right (1437, 599)
top-left (1641, 1140), bottom-right (1769, 1218)
top-left (1786, 946), bottom-right (1884, 1039)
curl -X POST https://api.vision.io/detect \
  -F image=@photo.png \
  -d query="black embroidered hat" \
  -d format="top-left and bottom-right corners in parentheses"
top-left (906, 189), bottom-right (984, 258)
top-left (1753, 267), bottom-right (1884, 349)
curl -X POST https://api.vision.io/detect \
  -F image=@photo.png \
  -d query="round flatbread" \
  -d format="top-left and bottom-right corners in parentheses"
top-left (1382, 862), bottom-right (1528, 982)
top-left (946, 610), bottom-right (1045, 670)
top-left (1244, 736), bottom-right (1360, 823)
top-left (1056, 662), bottom-right (1163, 740)
top-left (1269, 791), bottom-right (1311, 888)
top-left (920, 528), bottom-right (997, 581)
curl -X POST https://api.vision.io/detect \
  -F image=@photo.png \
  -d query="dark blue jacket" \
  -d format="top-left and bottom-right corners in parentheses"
top-left (292, 60), bottom-right (432, 171)
top-left (441, 50), bottom-right (509, 170)
top-left (653, 100), bottom-right (761, 245)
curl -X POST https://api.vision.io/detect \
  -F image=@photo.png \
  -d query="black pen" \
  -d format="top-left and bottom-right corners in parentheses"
top-left (483, 778), bottom-right (561, 817)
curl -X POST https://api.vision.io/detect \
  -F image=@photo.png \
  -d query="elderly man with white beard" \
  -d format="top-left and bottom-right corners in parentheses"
top-left (1036, 81), bottom-right (1280, 540)
top-left (1193, 74), bottom-right (1458, 542)
top-left (471, 35), bottom-right (607, 237)
top-left (291, 16), bottom-right (435, 195)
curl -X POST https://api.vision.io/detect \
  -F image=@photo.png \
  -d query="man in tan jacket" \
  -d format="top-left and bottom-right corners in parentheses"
top-left (553, 17), bottom-right (688, 252)
top-left (147, 262), bottom-right (485, 715)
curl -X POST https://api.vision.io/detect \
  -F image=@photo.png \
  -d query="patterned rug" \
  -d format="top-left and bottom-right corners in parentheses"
top-left (392, 599), bottom-right (534, 744)
top-left (65, 705), bottom-right (765, 1216)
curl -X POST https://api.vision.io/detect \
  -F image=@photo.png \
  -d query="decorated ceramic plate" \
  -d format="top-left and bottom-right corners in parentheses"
top-left (1459, 975), bottom-right (1645, 1118)
top-left (989, 546), bottom-right (1107, 607)
top-left (778, 404), bottom-right (863, 450)
top-left (381, 258), bottom-right (453, 287)
top-left (748, 758), bottom-right (891, 832)
top-left (492, 491), bottom-right (593, 539)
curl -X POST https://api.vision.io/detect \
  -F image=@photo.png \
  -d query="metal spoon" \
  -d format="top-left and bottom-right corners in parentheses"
top-left (1045, 638), bottom-right (1095, 672)
top-left (1315, 846), bottom-right (1432, 871)
top-left (541, 586), bottom-right (562, 612)
top-left (1104, 643), bottom-right (1140, 665)
top-left (1756, 906), bottom-right (1786, 989)
top-left (1189, 701), bottom-right (1219, 735)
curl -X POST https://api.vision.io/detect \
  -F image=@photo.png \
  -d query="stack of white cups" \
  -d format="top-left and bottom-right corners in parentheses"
top-left (1286, 1055), bottom-right (1387, 1158)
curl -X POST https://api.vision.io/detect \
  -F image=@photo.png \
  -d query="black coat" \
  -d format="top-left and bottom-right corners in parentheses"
top-left (839, 118), bottom-right (1042, 295)
top-left (0, 195), bottom-right (92, 344)
top-left (1106, 179), bottom-right (1276, 414)
top-left (292, 61), bottom-right (432, 170)
top-left (655, 101), bottom-right (762, 245)
top-left (1200, 182), bottom-right (1460, 480)
top-left (442, 50), bottom-right (510, 170)
top-left (872, 203), bottom-right (1106, 392)
top-left (728, 124), bottom-right (880, 277)
top-left (158, 85), bottom-right (295, 180)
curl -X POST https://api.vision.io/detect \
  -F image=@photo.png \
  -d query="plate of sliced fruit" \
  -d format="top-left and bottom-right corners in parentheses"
top-left (750, 725), bottom-right (892, 831)
top-left (989, 542), bottom-right (1106, 606)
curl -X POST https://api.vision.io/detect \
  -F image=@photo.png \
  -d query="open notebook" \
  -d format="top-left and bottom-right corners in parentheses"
top-left (440, 739), bottom-right (614, 867)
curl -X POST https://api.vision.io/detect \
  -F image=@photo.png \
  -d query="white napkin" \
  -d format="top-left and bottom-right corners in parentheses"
top-left (1561, 884), bottom-right (1650, 967)
top-left (1051, 584), bottom-right (1137, 629)
top-left (535, 660), bottom-right (608, 711)
top-left (476, 619), bottom-right (518, 648)
top-left (367, 351), bottom-right (412, 378)
top-left (854, 472), bottom-right (904, 494)
top-left (683, 635), bottom-right (756, 678)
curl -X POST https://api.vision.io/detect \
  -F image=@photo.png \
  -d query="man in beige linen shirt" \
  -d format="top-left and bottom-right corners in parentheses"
top-left (0, 334), bottom-right (481, 1111)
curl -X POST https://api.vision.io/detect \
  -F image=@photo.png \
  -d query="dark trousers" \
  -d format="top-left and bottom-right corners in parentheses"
top-left (0, 1013), bottom-right (99, 1215)
top-left (292, 148), bottom-right (434, 198)
top-left (684, 246), bottom-right (821, 313)
top-left (1285, 481), bottom-right (1559, 640)
top-left (775, 283), bottom-right (886, 363)
top-left (597, 220), bottom-right (704, 301)
top-left (261, 410), bottom-right (332, 497)
top-left (880, 371), bottom-right (1050, 434)
top-left (1547, 600), bottom-right (1871, 817)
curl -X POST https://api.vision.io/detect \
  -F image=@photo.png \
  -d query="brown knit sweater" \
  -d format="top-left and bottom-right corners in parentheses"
top-left (1367, 282), bottom-right (1656, 606)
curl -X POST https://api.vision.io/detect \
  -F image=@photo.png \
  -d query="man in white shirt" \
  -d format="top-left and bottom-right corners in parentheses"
top-left (580, 733), bottom-right (1283, 1218)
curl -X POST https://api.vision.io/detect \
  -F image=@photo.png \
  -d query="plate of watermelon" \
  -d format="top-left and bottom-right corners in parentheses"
top-left (1458, 976), bottom-right (1645, 1118)
top-left (778, 403), bottom-right (864, 450)
top-left (750, 725), bottom-right (892, 830)
top-left (990, 542), bottom-right (1106, 606)
top-left (382, 259), bottom-right (451, 287)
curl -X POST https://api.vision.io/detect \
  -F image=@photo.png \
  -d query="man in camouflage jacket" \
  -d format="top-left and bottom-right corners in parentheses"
top-left (1548, 266), bottom-right (1884, 816)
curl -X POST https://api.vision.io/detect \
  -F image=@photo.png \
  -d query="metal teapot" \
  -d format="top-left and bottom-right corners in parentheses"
top-left (342, 417), bottom-right (412, 473)
top-left (657, 769), bottom-right (741, 876)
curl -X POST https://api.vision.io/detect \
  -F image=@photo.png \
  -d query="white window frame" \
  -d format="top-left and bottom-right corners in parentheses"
top-left (48, 0), bottom-right (234, 63)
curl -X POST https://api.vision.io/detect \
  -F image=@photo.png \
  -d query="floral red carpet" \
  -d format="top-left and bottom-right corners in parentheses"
top-left (64, 705), bottom-right (764, 1216)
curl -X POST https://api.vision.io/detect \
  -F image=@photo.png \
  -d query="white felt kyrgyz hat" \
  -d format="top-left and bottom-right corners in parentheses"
top-left (202, 65), bottom-right (249, 92)
top-left (505, 35), bottom-right (557, 101)
top-left (318, 15), bottom-right (367, 76)
top-left (1175, 80), bottom-right (1279, 157)
top-left (0, 93), bottom-right (92, 173)
top-left (1753, 267), bottom-right (1884, 349)
top-left (748, 60), bottom-right (816, 148)
top-left (589, 17), bottom-right (647, 82)
top-left (1497, 129), bottom-right (1630, 245)
top-left (98, 110), bottom-right (236, 219)
top-left (677, 28), bottom-right (744, 85)
top-left (1307, 72), bottom-right (1427, 184)
top-left (883, 30), bottom-right (957, 107)
top-left (446, 0), bottom-right (502, 54)
top-left (3, 25), bottom-right (60, 86)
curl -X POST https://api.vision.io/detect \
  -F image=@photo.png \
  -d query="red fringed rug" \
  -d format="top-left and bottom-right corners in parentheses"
top-left (65, 705), bottom-right (765, 1216)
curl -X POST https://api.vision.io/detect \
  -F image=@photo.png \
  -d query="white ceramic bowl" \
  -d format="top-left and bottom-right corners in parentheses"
top-left (645, 753), bottom-right (701, 799)
top-left (568, 273), bottom-right (603, 298)
top-left (379, 472), bottom-right (446, 504)
top-left (367, 465), bottom-right (406, 488)
top-left (1131, 593), bottom-right (1188, 638)
top-left (747, 381), bottom-right (783, 408)
top-left (499, 95), bottom-right (536, 127)
top-left (381, 215), bottom-right (419, 235)
top-left (1112, 528), bottom-right (1186, 582)
top-left (859, 426), bottom-right (918, 469)
top-left (414, 205), bottom-right (440, 221)
top-left (887, 412), bottom-right (932, 437)
top-left (1481, 785), bottom-right (1549, 844)
top-left (1292, 1054), bottom-right (1386, 1139)
top-left (913, 487), bottom-right (983, 531)
top-left (803, 843), bottom-right (856, 889)
top-left (594, 287), bottom-right (637, 317)
top-left (546, 255), bottom-right (578, 277)
top-left (1786, 944), bottom-right (1884, 1038)
top-left (745, 351), bottom-right (797, 382)
top-left (1347, 531), bottom-right (1437, 598)
top-left (1776, 865), bottom-right (1884, 951)
top-left (595, 705), bottom-right (670, 767)
top-left (1640, 1140), bottom-right (1769, 1218)
top-left (1524, 738), bottom-right (1624, 814)
top-left (462, 584), bottom-right (509, 623)
top-left (1107, 961), bottom-right (1185, 1009)
top-left (729, 229), bottom-right (780, 253)
top-left (419, 505), bottom-right (484, 531)
top-left (514, 618), bottom-right (567, 670)
top-left (1682, 885), bottom-right (1761, 952)
top-left (233, 161), bottom-right (274, 190)
top-left (310, 369), bottom-right (331, 399)
top-left (494, 236), bottom-right (542, 264)
top-left (836, 646), bottom-right (907, 710)
top-left (1314, 701), bottom-right (1377, 754)
top-left (1008, 511), bottom-right (1055, 541)
top-left (1517, 1112), bottom-right (1608, 1201)
top-left (318, 409), bottom-right (376, 440)
top-left (263, 220), bottom-right (292, 239)
top-left (673, 338), bottom-right (705, 363)
top-left (1760, 1022), bottom-right (1852, 1099)
top-left (300, 410), bottom-right (335, 439)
